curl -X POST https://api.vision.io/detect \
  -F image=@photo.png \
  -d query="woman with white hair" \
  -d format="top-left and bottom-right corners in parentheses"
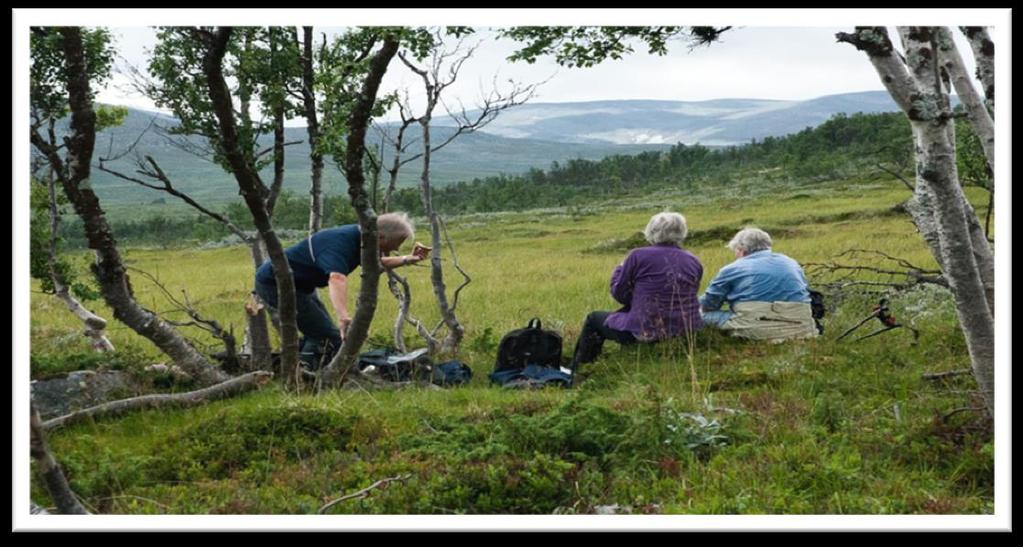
top-left (254, 212), bottom-right (427, 367)
top-left (569, 212), bottom-right (704, 371)
top-left (699, 227), bottom-right (817, 341)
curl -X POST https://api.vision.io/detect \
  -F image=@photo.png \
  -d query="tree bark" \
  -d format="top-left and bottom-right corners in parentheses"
top-left (959, 26), bottom-right (994, 115)
top-left (840, 26), bottom-right (995, 416)
top-left (30, 405), bottom-right (89, 514)
top-left (935, 27), bottom-right (993, 172)
top-left (46, 176), bottom-right (114, 352)
top-left (418, 106), bottom-right (465, 353)
top-left (41, 371), bottom-right (273, 431)
top-left (320, 35), bottom-right (400, 387)
top-left (33, 28), bottom-right (226, 386)
top-left (301, 27), bottom-right (325, 233)
top-left (201, 27), bottom-right (301, 386)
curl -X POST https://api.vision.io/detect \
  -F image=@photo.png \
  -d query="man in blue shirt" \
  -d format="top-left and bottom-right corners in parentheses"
top-left (254, 212), bottom-right (426, 364)
top-left (700, 227), bottom-right (818, 341)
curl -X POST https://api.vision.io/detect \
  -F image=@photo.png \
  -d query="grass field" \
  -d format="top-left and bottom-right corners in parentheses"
top-left (28, 177), bottom-right (994, 515)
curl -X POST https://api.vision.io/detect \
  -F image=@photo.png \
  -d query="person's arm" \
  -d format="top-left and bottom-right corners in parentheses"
top-left (610, 253), bottom-right (636, 305)
top-left (380, 254), bottom-right (425, 269)
top-left (327, 272), bottom-right (351, 336)
top-left (699, 267), bottom-right (733, 312)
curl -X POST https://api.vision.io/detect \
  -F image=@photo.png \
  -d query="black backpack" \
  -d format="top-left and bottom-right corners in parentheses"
top-left (493, 318), bottom-right (563, 373)
top-left (809, 289), bottom-right (826, 334)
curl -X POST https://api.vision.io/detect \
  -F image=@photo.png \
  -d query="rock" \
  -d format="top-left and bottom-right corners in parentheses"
top-left (30, 370), bottom-right (140, 419)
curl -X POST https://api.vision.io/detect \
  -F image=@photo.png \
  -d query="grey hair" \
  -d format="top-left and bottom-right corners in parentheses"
top-left (377, 212), bottom-right (414, 245)
top-left (727, 227), bottom-right (772, 254)
top-left (643, 212), bottom-right (688, 246)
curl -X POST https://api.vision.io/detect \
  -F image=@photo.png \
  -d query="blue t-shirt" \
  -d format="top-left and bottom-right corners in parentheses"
top-left (699, 250), bottom-right (810, 311)
top-left (255, 225), bottom-right (362, 293)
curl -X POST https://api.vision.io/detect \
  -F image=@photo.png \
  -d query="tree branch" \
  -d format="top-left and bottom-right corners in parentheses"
top-left (317, 474), bottom-right (412, 514)
top-left (42, 371), bottom-right (273, 431)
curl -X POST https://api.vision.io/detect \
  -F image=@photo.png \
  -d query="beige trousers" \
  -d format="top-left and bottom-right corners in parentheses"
top-left (720, 301), bottom-right (818, 342)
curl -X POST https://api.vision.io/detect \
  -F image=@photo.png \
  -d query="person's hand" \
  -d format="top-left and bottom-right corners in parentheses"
top-left (412, 242), bottom-right (431, 260)
top-left (404, 253), bottom-right (426, 265)
top-left (338, 315), bottom-right (352, 338)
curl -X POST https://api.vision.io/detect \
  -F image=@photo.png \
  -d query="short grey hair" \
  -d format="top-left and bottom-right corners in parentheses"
top-left (727, 227), bottom-right (772, 254)
top-left (377, 212), bottom-right (414, 245)
top-left (643, 212), bottom-right (688, 246)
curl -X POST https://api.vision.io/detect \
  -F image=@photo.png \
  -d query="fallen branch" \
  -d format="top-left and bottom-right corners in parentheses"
top-left (42, 371), bottom-right (273, 431)
top-left (317, 474), bottom-right (412, 514)
top-left (30, 405), bottom-right (90, 514)
top-left (922, 369), bottom-right (973, 381)
top-left (942, 406), bottom-right (988, 423)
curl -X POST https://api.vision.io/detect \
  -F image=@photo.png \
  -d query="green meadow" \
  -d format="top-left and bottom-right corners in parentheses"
top-left (29, 178), bottom-right (994, 515)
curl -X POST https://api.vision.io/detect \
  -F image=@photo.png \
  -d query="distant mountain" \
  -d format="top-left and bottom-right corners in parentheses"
top-left (52, 90), bottom-right (934, 219)
top-left (78, 109), bottom-right (672, 218)
top-left (438, 90), bottom-right (931, 146)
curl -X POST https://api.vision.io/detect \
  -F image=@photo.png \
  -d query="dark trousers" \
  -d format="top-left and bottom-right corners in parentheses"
top-left (571, 311), bottom-right (637, 368)
top-left (255, 281), bottom-right (341, 356)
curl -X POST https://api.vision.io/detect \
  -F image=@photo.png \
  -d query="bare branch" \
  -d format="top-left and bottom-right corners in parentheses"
top-left (256, 139), bottom-right (305, 160)
top-left (42, 371), bottom-right (274, 431)
top-left (318, 474), bottom-right (412, 514)
top-left (877, 162), bottom-right (916, 191)
top-left (922, 369), bottom-right (973, 381)
top-left (438, 215), bottom-right (471, 315)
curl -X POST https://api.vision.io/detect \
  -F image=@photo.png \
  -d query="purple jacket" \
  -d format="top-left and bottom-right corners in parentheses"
top-left (605, 244), bottom-right (704, 339)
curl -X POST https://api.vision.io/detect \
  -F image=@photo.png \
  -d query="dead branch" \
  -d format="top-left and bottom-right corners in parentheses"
top-left (922, 369), bottom-right (973, 381)
top-left (317, 474), bottom-right (413, 514)
top-left (942, 406), bottom-right (988, 423)
top-left (98, 156), bottom-right (251, 241)
top-left (438, 215), bottom-right (470, 315)
top-left (876, 162), bottom-right (916, 191)
top-left (126, 267), bottom-right (239, 364)
top-left (255, 139), bottom-right (304, 160)
top-left (804, 248), bottom-right (948, 294)
top-left (44, 175), bottom-right (114, 352)
top-left (42, 371), bottom-right (273, 431)
top-left (384, 268), bottom-right (439, 353)
top-left (30, 404), bottom-right (90, 514)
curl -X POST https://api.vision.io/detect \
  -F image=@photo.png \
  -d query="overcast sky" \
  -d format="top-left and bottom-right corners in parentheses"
top-left (13, 8), bottom-right (1003, 125)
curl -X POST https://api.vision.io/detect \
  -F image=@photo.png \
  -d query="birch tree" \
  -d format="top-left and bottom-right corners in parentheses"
top-left (836, 26), bottom-right (995, 416)
top-left (317, 30), bottom-right (402, 386)
top-left (385, 30), bottom-right (539, 353)
top-left (29, 27), bottom-right (227, 386)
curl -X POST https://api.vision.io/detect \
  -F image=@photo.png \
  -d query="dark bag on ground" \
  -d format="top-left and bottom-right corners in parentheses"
top-left (357, 348), bottom-right (431, 382)
top-left (490, 318), bottom-right (569, 388)
top-left (432, 361), bottom-right (473, 386)
top-left (809, 289), bottom-right (826, 334)
top-left (357, 349), bottom-right (472, 387)
top-left (490, 364), bottom-right (573, 389)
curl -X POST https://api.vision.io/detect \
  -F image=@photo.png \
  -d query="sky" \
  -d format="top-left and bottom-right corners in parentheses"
top-left (14, 9), bottom-right (999, 126)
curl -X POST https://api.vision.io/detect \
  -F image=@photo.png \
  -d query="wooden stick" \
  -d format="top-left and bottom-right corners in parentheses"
top-left (42, 371), bottom-right (273, 431)
top-left (318, 474), bottom-right (412, 514)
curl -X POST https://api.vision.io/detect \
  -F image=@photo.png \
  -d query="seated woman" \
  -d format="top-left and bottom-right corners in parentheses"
top-left (700, 227), bottom-right (818, 341)
top-left (570, 212), bottom-right (704, 370)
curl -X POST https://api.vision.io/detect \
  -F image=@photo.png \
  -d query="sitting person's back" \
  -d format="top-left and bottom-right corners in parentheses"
top-left (570, 212), bottom-right (704, 370)
top-left (700, 227), bottom-right (817, 341)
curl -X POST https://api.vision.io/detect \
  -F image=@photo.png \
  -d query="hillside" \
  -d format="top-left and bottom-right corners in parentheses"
top-left (49, 90), bottom-right (937, 221)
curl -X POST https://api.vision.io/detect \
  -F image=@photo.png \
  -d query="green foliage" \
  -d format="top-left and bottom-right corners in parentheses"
top-left (502, 27), bottom-right (727, 68)
top-left (954, 108), bottom-right (992, 191)
top-left (30, 27), bottom-right (116, 118)
top-left (30, 344), bottom-right (151, 379)
top-left (29, 180), bottom-right (101, 300)
top-left (146, 404), bottom-right (357, 482)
